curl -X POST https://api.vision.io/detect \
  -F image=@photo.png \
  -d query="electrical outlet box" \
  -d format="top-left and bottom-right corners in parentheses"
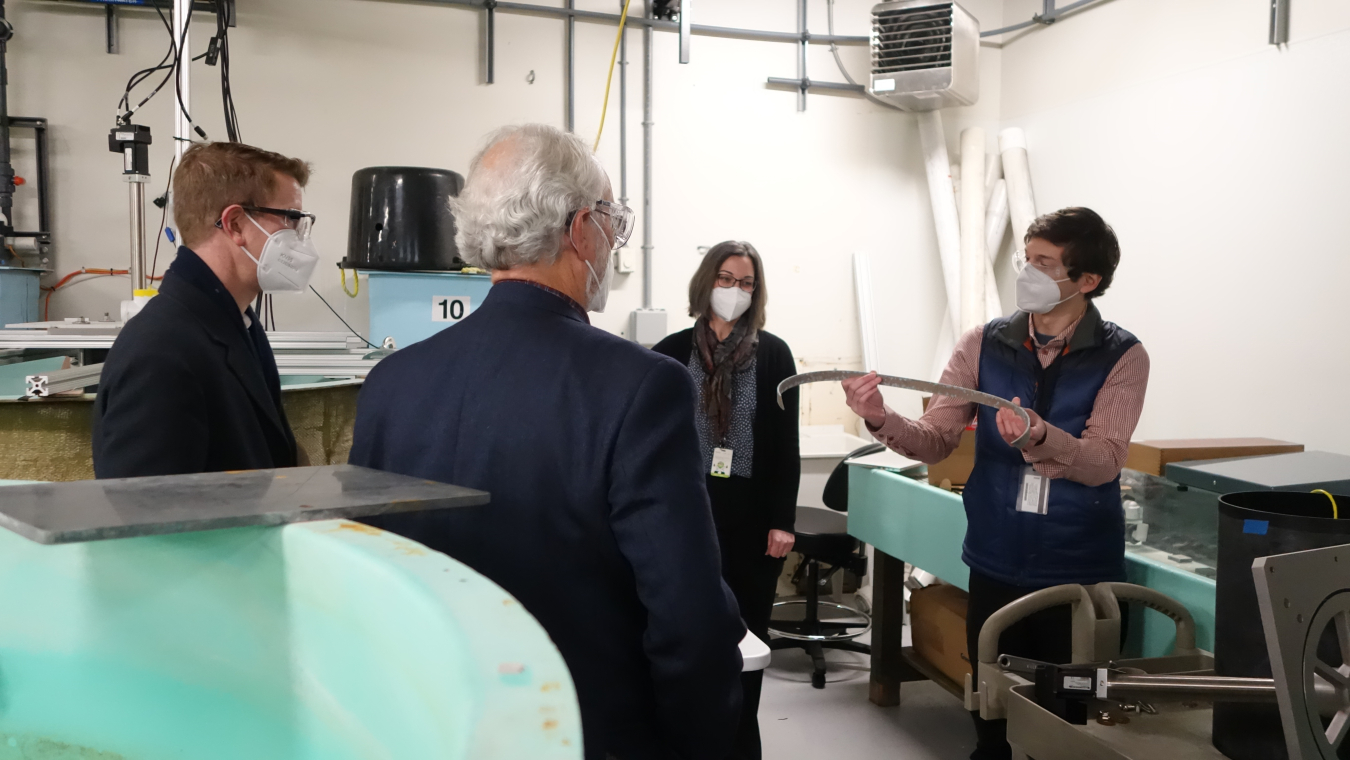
top-left (629, 309), bottom-right (667, 347)
top-left (613, 247), bottom-right (635, 274)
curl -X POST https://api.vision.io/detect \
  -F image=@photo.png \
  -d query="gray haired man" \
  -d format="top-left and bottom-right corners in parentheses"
top-left (350, 124), bottom-right (746, 760)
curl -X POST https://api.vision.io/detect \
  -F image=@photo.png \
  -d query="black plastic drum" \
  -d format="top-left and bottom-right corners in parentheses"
top-left (345, 167), bottom-right (465, 271)
top-left (1214, 491), bottom-right (1350, 759)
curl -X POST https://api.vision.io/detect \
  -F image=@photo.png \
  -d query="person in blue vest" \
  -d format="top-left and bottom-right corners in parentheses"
top-left (842, 207), bottom-right (1150, 760)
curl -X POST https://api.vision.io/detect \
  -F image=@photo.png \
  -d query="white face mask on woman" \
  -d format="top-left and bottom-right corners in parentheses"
top-left (1015, 264), bottom-right (1077, 314)
top-left (710, 285), bottom-right (752, 322)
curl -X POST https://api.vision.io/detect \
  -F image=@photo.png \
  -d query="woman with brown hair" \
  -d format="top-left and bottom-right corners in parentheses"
top-left (652, 241), bottom-right (800, 760)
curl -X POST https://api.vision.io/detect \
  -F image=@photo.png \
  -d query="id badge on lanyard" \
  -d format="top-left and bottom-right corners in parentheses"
top-left (1018, 467), bottom-right (1050, 515)
top-left (711, 447), bottom-right (733, 478)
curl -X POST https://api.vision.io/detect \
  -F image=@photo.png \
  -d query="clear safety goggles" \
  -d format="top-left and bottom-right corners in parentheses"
top-left (569, 200), bottom-right (634, 251)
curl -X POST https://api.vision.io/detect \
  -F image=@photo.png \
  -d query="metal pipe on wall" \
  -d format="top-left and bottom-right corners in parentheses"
top-left (795, 0), bottom-right (807, 111)
top-left (566, 0), bottom-right (575, 131)
top-left (641, 1), bottom-right (653, 310)
top-left (917, 111), bottom-right (963, 338)
top-left (412, 0), bottom-right (867, 47)
top-left (618, 0), bottom-right (628, 208)
top-left (172, 0), bottom-right (191, 162)
top-left (485, 2), bottom-right (495, 84)
top-left (678, 0), bottom-right (690, 64)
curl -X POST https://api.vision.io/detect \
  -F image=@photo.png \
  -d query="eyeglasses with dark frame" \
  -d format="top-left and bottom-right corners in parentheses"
top-left (716, 271), bottom-right (756, 292)
top-left (215, 205), bottom-right (317, 241)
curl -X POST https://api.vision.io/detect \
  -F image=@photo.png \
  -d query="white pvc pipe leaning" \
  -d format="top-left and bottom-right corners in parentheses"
top-left (984, 152), bottom-right (1002, 206)
top-left (984, 177), bottom-right (1009, 319)
top-left (916, 111), bottom-right (963, 339)
top-left (853, 252), bottom-right (880, 373)
top-left (959, 128), bottom-right (987, 334)
top-left (1000, 128), bottom-right (1038, 256)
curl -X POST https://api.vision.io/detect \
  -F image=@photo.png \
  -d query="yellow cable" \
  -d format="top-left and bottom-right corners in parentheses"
top-left (341, 266), bottom-right (359, 298)
top-left (1313, 489), bottom-right (1339, 519)
top-left (593, 0), bottom-right (634, 153)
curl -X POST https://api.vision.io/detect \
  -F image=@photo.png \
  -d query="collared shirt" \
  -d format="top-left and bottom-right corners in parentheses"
top-left (164, 246), bottom-right (284, 411)
top-left (870, 309), bottom-right (1150, 487)
top-left (495, 278), bottom-right (590, 324)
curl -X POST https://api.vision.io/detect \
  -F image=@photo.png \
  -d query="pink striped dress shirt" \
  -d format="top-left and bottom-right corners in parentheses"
top-left (869, 311), bottom-right (1150, 487)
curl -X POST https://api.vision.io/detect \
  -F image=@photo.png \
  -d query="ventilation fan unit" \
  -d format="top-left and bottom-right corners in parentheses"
top-left (869, 1), bottom-right (979, 111)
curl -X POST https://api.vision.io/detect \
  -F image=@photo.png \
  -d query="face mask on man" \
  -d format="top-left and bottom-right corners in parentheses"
top-left (581, 216), bottom-right (613, 313)
top-left (240, 214), bottom-right (320, 293)
top-left (1015, 264), bottom-right (1077, 314)
top-left (710, 285), bottom-right (752, 322)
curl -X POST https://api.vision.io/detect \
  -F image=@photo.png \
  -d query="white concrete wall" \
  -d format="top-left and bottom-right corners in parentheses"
top-left (7, 0), bottom-right (1006, 430)
top-left (998, 0), bottom-right (1350, 454)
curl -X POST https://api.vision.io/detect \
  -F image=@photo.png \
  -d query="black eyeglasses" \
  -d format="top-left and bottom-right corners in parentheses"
top-left (215, 205), bottom-right (316, 240)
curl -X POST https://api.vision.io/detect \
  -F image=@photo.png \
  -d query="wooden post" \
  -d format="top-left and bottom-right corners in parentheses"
top-left (869, 549), bottom-right (909, 706)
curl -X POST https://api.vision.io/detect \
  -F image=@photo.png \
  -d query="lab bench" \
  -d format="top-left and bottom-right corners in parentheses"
top-left (848, 465), bottom-right (1218, 706)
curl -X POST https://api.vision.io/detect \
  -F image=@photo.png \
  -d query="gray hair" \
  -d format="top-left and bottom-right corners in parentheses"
top-left (450, 124), bottom-right (609, 270)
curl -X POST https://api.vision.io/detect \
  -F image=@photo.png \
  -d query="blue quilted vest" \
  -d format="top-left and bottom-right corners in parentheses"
top-left (961, 305), bottom-right (1140, 587)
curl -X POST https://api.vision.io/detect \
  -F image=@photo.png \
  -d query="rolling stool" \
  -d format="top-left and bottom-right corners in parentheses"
top-left (767, 443), bottom-right (884, 688)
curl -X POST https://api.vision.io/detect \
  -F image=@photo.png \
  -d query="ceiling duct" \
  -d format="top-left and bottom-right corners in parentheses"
top-left (869, 1), bottom-right (979, 111)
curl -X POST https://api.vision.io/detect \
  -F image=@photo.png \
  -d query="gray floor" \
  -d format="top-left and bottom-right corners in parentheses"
top-left (758, 633), bottom-right (976, 760)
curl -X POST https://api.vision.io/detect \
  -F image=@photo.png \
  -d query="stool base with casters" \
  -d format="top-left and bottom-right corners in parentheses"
top-left (768, 506), bottom-right (872, 689)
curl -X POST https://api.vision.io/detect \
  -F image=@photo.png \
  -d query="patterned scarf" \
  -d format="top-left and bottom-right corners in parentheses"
top-left (695, 316), bottom-right (759, 444)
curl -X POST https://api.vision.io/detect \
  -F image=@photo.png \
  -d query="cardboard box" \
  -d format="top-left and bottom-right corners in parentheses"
top-left (1126, 438), bottom-right (1304, 477)
top-left (920, 395), bottom-right (976, 487)
top-left (926, 429), bottom-right (975, 487)
top-left (909, 582), bottom-right (972, 687)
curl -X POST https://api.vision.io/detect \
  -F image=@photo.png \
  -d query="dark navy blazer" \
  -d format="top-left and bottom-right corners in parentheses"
top-left (350, 281), bottom-right (744, 760)
top-left (93, 247), bottom-right (296, 478)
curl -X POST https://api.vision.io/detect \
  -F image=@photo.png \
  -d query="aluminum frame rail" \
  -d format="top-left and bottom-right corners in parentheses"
top-left (24, 363), bottom-right (103, 397)
top-left (0, 331), bottom-right (358, 351)
top-left (273, 355), bottom-right (383, 378)
top-left (23, 354), bottom-right (385, 397)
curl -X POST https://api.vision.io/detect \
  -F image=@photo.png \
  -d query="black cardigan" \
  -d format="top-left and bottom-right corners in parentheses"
top-left (652, 328), bottom-right (801, 533)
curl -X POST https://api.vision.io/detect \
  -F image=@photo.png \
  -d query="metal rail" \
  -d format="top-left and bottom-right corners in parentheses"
top-left (641, 0), bottom-right (653, 309)
top-left (23, 353), bottom-right (385, 397)
top-left (0, 330), bottom-right (358, 351)
top-left (24, 363), bottom-right (103, 397)
top-left (1104, 673), bottom-right (1278, 703)
top-left (981, 0), bottom-right (1110, 38)
top-left (413, 0), bottom-right (867, 47)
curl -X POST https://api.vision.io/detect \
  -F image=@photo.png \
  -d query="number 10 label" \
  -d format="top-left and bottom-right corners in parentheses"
top-left (432, 296), bottom-right (470, 323)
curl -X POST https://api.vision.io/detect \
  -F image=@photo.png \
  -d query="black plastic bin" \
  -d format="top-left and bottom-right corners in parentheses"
top-left (344, 167), bottom-right (465, 271)
top-left (1214, 490), bottom-right (1350, 760)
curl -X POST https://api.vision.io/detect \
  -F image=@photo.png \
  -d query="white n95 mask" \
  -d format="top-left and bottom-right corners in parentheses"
top-left (1015, 264), bottom-right (1075, 315)
top-left (711, 285), bottom-right (752, 322)
top-left (242, 214), bottom-right (320, 293)
top-left (583, 217), bottom-right (614, 313)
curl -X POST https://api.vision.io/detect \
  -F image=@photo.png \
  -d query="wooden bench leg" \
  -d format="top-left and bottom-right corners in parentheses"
top-left (869, 549), bottom-right (908, 706)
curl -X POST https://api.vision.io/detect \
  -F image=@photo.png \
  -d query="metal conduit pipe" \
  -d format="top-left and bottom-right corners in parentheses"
top-left (565, 0), bottom-right (575, 131)
top-left (641, 0), bottom-right (653, 309)
top-left (408, 0), bottom-right (867, 46)
top-left (795, 0), bottom-right (807, 111)
top-left (618, 0), bottom-right (627, 209)
top-left (980, 0), bottom-right (1109, 38)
